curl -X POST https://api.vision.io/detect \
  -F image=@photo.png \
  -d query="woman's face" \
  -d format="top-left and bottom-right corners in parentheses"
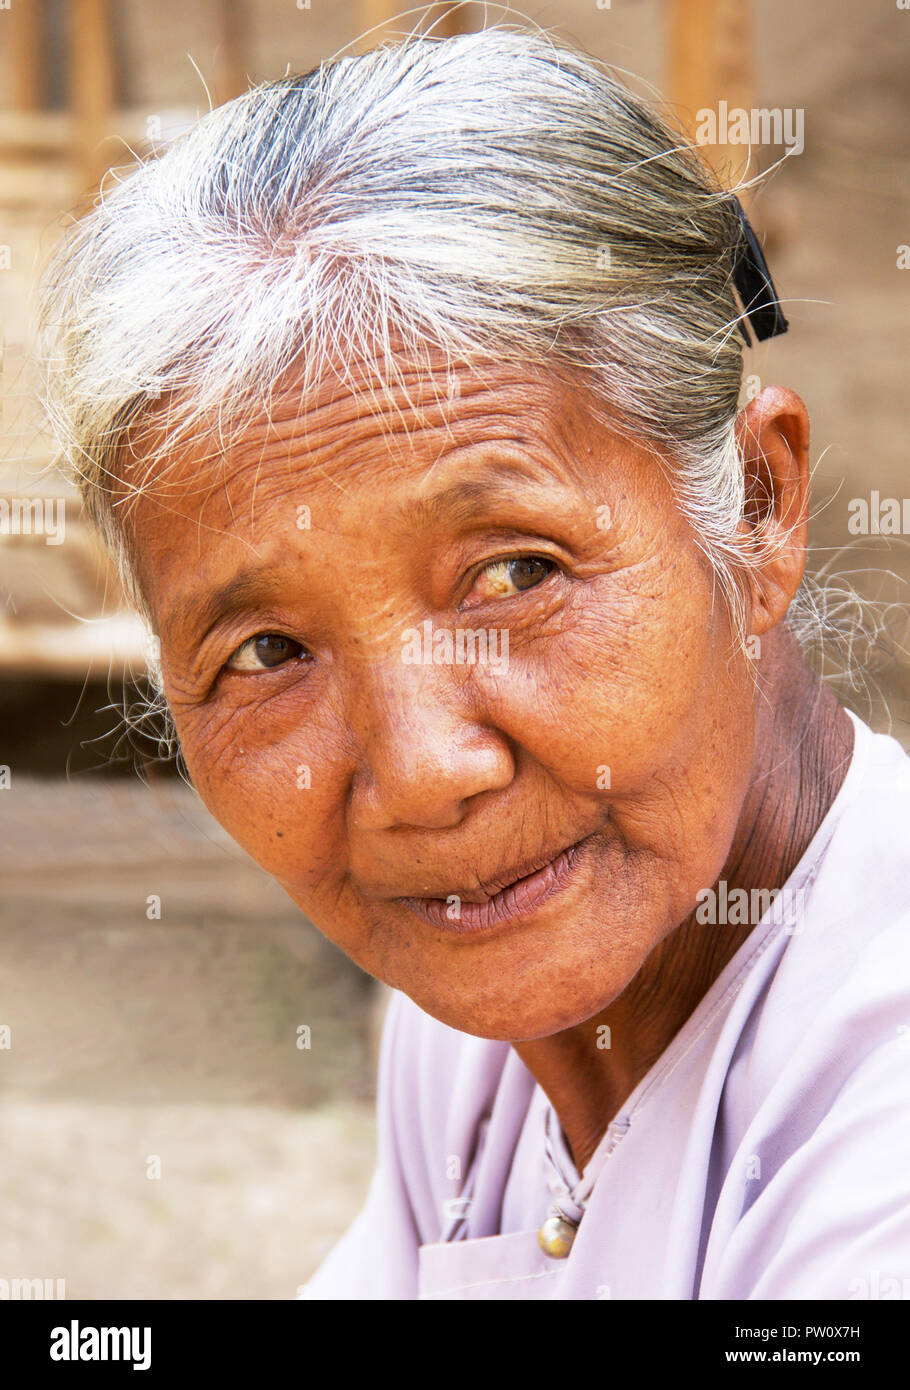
top-left (129, 360), bottom-right (760, 1042)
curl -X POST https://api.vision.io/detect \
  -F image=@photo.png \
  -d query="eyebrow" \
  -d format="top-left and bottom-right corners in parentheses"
top-left (170, 461), bottom-right (559, 643)
top-left (395, 462), bottom-right (550, 529)
top-left (172, 571), bottom-right (275, 645)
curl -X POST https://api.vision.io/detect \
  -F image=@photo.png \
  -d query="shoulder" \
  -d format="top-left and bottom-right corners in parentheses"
top-left (306, 992), bottom-right (513, 1297)
top-left (706, 719), bottom-right (910, 1296)
top-left (380, 987), bottom-right (515, 1135)
top-left (377, 989), bottom-right (515, 1210)
top-left (769, 715), bottom-right (910, 1026)
top-left (737, 716), bottom-right (910, 1092)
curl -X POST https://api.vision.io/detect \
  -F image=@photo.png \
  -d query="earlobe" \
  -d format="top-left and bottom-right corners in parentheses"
top-left (734, 386), bottom-right (811, 635)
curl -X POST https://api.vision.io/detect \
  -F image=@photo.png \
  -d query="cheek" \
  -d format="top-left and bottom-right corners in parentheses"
top-left (170, 694), bottom-right (349, 888)
top-left (474, 552), bottom-right (751, 799)
top-left (466, 548), bottom-right (757, 941)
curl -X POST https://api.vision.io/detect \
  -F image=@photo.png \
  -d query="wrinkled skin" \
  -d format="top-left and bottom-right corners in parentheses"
top-left (126, 359), bottom-right (854, 1169)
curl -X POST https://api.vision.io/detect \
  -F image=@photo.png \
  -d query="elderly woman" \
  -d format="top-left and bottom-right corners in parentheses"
top-left (39, 29), bottom-right (910, 1300)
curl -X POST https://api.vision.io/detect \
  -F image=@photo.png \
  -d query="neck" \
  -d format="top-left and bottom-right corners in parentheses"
top-left (513, 626), bottom-right (855, 1173)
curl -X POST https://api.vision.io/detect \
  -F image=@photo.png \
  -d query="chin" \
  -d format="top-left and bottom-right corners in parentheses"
top-left (334, 883), bottom-right (669, 1043)
top-left (405, 972), bottom-right (628, 1044)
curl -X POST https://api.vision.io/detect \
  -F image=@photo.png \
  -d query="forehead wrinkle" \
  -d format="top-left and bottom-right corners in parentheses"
top-left (125, 477), bottom-right (267, 622)
top-left (159, 364), bottom-right (590, 532)
top-left (229, 366), bottom-right (562, 491)
top-left (404, 407), bottom-right (603, 521)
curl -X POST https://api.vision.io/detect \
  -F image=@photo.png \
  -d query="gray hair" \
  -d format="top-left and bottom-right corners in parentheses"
top-left (39, 25), bottom-right (805, 660)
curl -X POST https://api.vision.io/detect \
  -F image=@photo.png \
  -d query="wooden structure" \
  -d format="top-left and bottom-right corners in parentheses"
top-left (667, 0), bottom-right (756, 203)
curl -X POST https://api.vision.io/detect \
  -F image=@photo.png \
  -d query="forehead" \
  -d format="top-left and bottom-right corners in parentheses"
top-left (123, 354), bottom-right (608, 542)
top-left (119, 351), bottom-right (671, 650)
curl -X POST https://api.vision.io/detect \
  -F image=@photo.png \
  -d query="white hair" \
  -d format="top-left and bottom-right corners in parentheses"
top-left (39, 25), bottom-right (818, 663)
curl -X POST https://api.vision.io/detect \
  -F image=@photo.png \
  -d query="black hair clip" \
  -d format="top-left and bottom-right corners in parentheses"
top-left (729, 194), bottom-right (789, 344)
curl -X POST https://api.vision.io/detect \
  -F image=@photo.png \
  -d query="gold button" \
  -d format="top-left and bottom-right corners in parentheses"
top-left (537, 1215), bottom-right (577, 1258)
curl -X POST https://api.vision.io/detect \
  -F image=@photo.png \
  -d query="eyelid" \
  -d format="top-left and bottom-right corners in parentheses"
top-left (466, 543), bottom-right (566, 578)
top-left (185, 610), bottom-right (306, 676)
top-left (476, 552), bottom-right (557, 582)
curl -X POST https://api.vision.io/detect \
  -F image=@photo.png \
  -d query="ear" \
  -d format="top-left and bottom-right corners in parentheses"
top-left (734, 385), bottom-right (810, 636)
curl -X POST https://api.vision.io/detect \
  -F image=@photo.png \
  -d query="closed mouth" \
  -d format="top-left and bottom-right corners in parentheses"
top-left (395, 834), bottom-right (596, 934)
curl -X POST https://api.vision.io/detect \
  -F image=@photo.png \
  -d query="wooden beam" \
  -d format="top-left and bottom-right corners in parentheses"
top-left (215, 0), bottom-right (250, 105)
top-left (0, 107), bottom-right (196, 155)
top-left (357, 1), bottom-right (471, 48)
top-left (0, 614), bottom-right (149, 677)
top-left (8, 0), bottom-right (44, 111)
top-left (69, 0), bottom-right (115, 197)
top-left (667, 0), bottom-right (755, 199)
top-left (0, 110), bottom-right (72, 153)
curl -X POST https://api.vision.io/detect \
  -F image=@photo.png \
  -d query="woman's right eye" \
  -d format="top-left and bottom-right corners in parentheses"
top-left (225, 633), bottom-right (308, 673)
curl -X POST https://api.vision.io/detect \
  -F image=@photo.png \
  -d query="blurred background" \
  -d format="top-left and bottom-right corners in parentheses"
top-left (0, 0), bottom-right (907, 1298)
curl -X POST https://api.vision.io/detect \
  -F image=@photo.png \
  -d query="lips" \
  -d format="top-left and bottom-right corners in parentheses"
top-left (396, 835), bottom-right (595, 934)
top-left (413, 839), bottom-right (587, 905)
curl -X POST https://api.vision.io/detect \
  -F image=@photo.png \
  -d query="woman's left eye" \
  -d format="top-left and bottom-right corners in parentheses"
top-left (468, 556), bottom-right (557, 603)
top-left (225, 633), bottom-right (308, 672)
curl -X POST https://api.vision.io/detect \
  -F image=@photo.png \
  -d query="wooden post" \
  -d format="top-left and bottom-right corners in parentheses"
top-left (215, 0), bottom-right (250, 105)
top-left (357, 1), bottom-right (471, 49)
top-left (667, 0), bottom-right (755, 202)
top-left (70, 0), bottom-right (115, 197)
top-left (8, 0), bottom-right (44, 111)
top-left (427, 2), bottom-right (470, 38)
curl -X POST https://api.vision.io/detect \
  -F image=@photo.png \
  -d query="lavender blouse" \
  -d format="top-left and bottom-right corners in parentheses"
top-left (308, 711), bottom-right (910, 1299)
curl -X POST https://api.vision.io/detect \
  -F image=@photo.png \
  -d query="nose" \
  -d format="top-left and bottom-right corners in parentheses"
top-left (345, 656), bottom-right (515, 831)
